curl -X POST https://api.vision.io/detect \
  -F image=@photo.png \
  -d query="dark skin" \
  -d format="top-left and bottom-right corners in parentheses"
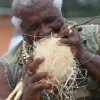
top-left (0, 63), bottom-right (12, 100)
top-left (0, 0), bottom-right (100, 100)
top-left (22, 57), bottom-right (53, 100)
top-left (12, 0), bottom-right (64, 43)
top-left (57, 24), bottom-right (100, 81)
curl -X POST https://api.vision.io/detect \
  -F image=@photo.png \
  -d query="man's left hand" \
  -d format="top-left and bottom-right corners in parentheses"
top-left (56, 23), bottom-right (85, 60)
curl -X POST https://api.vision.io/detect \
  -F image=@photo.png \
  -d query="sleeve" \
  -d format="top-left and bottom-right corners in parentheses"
top-left (0, 41), bottom-right (25, 89)
top-left (80, 24), bottom-right (100, 55)
top-left (0, 54), bottom-right (24, 89)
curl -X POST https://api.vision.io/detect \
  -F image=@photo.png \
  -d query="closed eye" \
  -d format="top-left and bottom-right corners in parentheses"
top-left (45, 16), bottom-right (56, 23)
top-left (27, 24), bottom-right (40, 31)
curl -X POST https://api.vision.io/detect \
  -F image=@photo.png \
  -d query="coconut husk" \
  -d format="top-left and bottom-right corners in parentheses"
top-left (34, 37), bottom-right (76, 84)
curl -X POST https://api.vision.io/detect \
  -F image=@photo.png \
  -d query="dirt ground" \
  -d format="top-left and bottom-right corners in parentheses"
top-left (0, 17), bottom-right (15, 56)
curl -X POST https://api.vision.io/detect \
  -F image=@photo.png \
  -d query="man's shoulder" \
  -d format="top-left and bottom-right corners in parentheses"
top-left (80, 24), bottom-right (100, 54)
top-left (0, 62), bottom-right (12, 99)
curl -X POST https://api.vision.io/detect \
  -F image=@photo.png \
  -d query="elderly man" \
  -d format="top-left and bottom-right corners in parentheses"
top-left (0, 0), bottom-right (100, 100)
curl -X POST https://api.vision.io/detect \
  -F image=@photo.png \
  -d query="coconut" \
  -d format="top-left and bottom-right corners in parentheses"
top-left (34, 37), bottom-right (76, 84)
top-left (7, 37), bottom-right (86, 100)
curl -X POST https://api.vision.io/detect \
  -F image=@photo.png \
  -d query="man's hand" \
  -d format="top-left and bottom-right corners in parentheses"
top-left (56, 24), bottom-right (100, 81)
top-left (56, 23), bottom-right (85, 60)
top-left (22, 56), bottom-right (52, 100)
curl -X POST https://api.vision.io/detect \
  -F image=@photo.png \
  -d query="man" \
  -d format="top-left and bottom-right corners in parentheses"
top-left (0, 0), bottom-right (100, 99)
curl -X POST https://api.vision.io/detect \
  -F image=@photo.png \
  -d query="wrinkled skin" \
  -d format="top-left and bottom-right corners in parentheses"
top-left (0, 0), bottom-right (100, 100)
top-left (57, 24), bottom-right (100, 80)
top-left (12, 0), bottom-right (64, 43)
top-left (56, 24), bottom-right (84, 58)
top-left (12, 0), bottom-right (65, 99)
top-left (22, 57), bottom-right (53, 100)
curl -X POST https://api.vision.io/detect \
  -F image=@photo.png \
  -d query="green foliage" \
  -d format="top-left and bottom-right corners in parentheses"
top-left (62, 0), bottom-right (100, 17)
top-left (0, 0), bottom-right (13, 7)
top-left (0, 0), bottom-right (100, 17)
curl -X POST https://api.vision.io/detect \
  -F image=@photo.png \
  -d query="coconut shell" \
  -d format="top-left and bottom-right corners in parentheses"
top-left (34, 37), bottom-right (76, 83)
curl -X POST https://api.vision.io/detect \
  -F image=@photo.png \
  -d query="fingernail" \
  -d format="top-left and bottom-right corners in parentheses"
top-left (54, 34), bottom-right (58, 38)
top-left (50, 69), bottom-right (54, 74)
top-left (56, 40), bottom-right (62, 45)
top-left (39, 57), bottom-right (45, 60)
top-left (47, 71), bottom-right (54, 79)
top-left (48, 73), bottom-right (53, 79)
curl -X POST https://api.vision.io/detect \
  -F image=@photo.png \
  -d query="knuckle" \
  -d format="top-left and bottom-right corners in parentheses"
top-left (31, 72), bottom-right (50, 83)
top-left (34, 72), bottom-right (48, 79)
top-left (33, 74), bottom-right (38, 79)
top-left (42, 72), bottom-right (49, 76)
top-left (28, 84), bottom-right (33, 89)
top-left (34, 83), bottom-right (42, 90)
top-left (25, 77), bottom-right (31, 85)
top-left (35, 58), bottom-right (41, 61)
top-left (31, 74), bottom-right (37, 82)
top-left (31, 85), bottom-right (36, 90)
top-left (26, 61), bottom-right (30, 67)
top-left (35, 57), bottom-right (44, 63)
top-left (26, 60), bottom-right (33, 69)
top-left (40, 72), bottom-right (49, 79)
top-left (42, 83), bottom-right (52, 89)
top-left (39, 83), bottom-right (46, 89)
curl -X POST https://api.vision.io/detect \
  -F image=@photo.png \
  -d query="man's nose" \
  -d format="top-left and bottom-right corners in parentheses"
top-left (40, 24), bottom-right (52, 36)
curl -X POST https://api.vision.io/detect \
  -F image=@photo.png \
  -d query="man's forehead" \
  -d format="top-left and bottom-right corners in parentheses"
top-left (12, 0), bottom-right (54, 17)
top-left (12, 0), bottom-right (62, 27)
top-left (21, 5), bottom-right (58, 25)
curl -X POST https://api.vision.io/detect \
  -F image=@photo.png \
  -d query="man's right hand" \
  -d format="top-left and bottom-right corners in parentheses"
top-left (22, 56), bottom-right (52, 100)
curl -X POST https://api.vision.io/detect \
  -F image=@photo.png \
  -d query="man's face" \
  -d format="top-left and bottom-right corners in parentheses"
top-left (17, 0), bottom-right (64, 43)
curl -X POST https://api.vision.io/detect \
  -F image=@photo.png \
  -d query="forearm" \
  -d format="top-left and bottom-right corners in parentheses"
top-left (0, 62), bottom-right (12, 99)
top-left (78, 51), bottom-right (100, 81)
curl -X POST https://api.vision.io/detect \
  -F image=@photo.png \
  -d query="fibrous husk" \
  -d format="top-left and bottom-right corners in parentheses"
top-left (7, 36), bottom-right (87, 100)
top-left (34, 37), bottom-right (76, 84)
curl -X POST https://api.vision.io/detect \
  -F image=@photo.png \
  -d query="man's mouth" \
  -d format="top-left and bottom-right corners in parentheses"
top-left (32, 31), bottom-right (56, 46)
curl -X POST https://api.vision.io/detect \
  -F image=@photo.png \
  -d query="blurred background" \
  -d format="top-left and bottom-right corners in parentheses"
top-left (0, 0), bottom-right (100, 55)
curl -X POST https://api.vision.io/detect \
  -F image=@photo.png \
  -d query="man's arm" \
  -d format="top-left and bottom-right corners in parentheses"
top-left (78, 29), bottom-right (100, 81)
top-left (78, 50), bottom-right (100, 81)
top-left (57, 23), bottom-right (100, 81)
top-left (0, 62), bottom-right (12, 99)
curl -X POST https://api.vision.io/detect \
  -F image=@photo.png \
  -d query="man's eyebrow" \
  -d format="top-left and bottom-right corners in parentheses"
top-left (25, 24), bottom-right (35, 30)
top-left (45, 15), bottom-right (57, 22)
top-left (22, 24), bottom-right (33, 32)
top-left (49, 14), bottom-right (57, 17)
top-left (27, 24), bottom-right (34, 29)
top-left (25, 24), bottom-right (40, 32)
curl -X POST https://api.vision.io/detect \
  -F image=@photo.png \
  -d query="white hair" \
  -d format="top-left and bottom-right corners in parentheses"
top-left (12, 0), bottom-right (63, 29)
top-left (11, 16), bottom-right (22, 30)
top-left (53, 0), bottom-right (63, 11)
top-left (19, 0), bottom-right (63, 11)
top-left (20, 0), bottom-right (32, 6)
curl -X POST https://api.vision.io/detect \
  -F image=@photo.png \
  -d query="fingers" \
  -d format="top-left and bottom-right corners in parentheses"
top-left (31, 72), bottom-right (52, 83)
top-left (34, 82), bottom-right (52, 90)
top-left (31, 72), bottom-right (53, 91)
top-left (55, 24), bottom-right (69, 38)
top-left (58, 38), bottom-right (76, 46)
top-left (58, 37), bottom-right (79, 45)
top-left (27, 57), bottom-right (45, 74)
top-left (57, 25), bottom-right (69, 37)
top-left (55, 24), bottom-right (74, 38)
top-left (26, 54), bottom-right (34, 67)
top-left (56, 24), bottom-right (81, 47)
top-left (55, 23), bottom-right (80, 38)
